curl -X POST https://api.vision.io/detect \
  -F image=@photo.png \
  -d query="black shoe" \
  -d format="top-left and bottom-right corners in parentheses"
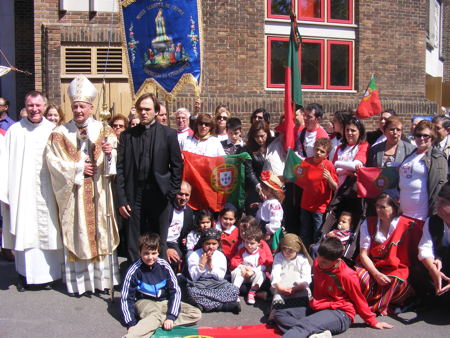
top-left (221, 301), bottom-right (241, 314)
top-left (43, 282), bottom-right (53, 290)
top-left (95, 288), bottom-right (109, 295)
top-left (16, 278), bottom-right (27, 292)
top-left (67, 292), bottom-right (81, 298)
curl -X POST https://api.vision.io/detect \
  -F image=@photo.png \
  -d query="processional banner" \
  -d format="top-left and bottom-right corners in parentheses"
top-left (119, 0), bottom-right (202, 100)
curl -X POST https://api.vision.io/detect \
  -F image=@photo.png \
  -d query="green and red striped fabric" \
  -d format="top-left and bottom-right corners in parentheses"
top-left (356, 167), bottom-right (399, 198)
top-left (152, 324), bottom-right (281, 338)
top-left (356, 75), bottom-right (382, 119)
top-left (182, 151), bottom-right (251, 212)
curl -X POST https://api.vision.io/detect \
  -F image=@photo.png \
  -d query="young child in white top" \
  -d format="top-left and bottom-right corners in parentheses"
top-left (185, 210), bottom-right (213, 253)
top-left (230, 227), bottom-right (272, 305)
top-left (256, 170), bottom-right (284, 241)
top-left (271, 233), bottom-right (312, 308)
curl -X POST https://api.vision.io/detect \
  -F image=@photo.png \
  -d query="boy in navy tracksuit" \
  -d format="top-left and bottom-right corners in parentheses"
top-left (121, 233), bottom-right (201, 338)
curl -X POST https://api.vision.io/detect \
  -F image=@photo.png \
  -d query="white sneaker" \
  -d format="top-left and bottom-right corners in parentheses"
top-left (309, 330), bottom-right (332, 338)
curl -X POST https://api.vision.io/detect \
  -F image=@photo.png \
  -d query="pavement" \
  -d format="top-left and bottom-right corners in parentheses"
top-left (1, 255), bottom-right (449, 338)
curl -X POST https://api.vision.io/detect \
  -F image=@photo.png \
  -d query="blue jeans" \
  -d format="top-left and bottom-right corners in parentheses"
top-left (300, 209), bottom-right (324, 249)
top-left (274, 307), bottom-right (351, 338)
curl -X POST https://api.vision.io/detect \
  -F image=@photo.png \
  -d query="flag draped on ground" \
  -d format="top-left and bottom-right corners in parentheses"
top-left (283, 148), bottom-right (303, 185)
top-left (356, 167), bottom-right (399, 198)
top-left (153, 324), bottom-right (281, 337)
top-left (275, 6), bottom-right (302, 151)
top-left (356, 75), bottom-right (382, 119)
top-left (182, 151), bottom-right (251, 212)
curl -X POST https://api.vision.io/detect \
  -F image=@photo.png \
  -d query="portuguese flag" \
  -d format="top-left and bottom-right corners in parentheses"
top-left (283, 148), bottom-right (303, 186)
top-left (356, 74), bottom-right (382, 119)
top-left (153, 324), bottom-right (281, 338)
top-left (182, 151), bottom-right (251, 212)
top-left (356, 167), bottom-right (399, 198)
top-left (275, 5), bottom-right (302, 151)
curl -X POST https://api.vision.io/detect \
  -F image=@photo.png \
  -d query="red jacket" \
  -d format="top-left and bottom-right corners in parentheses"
top-left (310, 259), bottom-right (378, 327)
top-left (230, 246), bottom-right (273, 270)
top-left (220, 227), bottom-right (239, 261)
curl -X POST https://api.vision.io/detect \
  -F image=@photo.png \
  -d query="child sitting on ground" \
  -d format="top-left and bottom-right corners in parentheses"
top-left (230, 227), bottom-right (272, 305)
top-left (273, 237), bottom-right (393, 338)
top-left (121, 233), bottom-right (201, 338)
top-left (256, 170), bottom-right (284, 245)
top-left (310, 211), bottom-right (354, 258)
top-left (215, 207), bottom-right (240, 260)
top-left (186, 229), bottom-right (241, 314)
top-left (185, 210), bottom-right (213, 254)
top-left (236, 215), bottom-right (273, 261)
top-left (271, 234), bottom-right (312, 310)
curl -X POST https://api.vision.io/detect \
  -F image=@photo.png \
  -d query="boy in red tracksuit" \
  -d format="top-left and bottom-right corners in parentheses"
top-left (273, 237), bottom-right (393, 338)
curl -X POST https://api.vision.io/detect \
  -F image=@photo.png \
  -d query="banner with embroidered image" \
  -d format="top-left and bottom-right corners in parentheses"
top-left (120, 0), bottom-right (202, 100)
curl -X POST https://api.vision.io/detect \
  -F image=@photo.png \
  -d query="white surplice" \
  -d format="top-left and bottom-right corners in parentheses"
top-left (0, 117), bottom-right (63, 284)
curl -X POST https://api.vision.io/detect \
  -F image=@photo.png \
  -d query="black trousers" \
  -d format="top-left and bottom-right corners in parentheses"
top-left (126, 187), bottom-right (170, 264)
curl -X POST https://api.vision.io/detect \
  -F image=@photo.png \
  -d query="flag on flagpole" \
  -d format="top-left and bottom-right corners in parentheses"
top-left (356, 74), bottom-right (382, 119)
top-left (283, 148), bottom-right (303, 185)
top-left (275, 4), bottom-right (302, 151)
top-left (182, 151), bottom-right (251, 212)
top-left (356, 167), bottom-right (399, 198)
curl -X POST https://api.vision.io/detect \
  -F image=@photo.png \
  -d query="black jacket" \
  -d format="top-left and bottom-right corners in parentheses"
top-left (116, 123), bottom-right (183, 207)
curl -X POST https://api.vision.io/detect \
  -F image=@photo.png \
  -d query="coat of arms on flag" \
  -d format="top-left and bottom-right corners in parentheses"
top-left (211, 164), bottom-right (238, 194)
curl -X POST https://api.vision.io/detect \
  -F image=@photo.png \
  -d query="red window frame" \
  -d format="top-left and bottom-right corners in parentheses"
top-left (327, 0), bottom-right (353, 24)
top-left (300, 38), bottom-right (325, 89)
top-left (267, 36), bottom-right (291, 88)
top-left (326, 40), bottom-right (353, 90)
top-left (267, 0), bottom-right (292, 20)
top-left (298, 0), bottom-right (325, 22)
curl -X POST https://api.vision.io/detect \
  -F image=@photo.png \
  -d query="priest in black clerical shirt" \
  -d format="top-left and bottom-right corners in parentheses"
top-left (116, 93), bottom-right (183, 264)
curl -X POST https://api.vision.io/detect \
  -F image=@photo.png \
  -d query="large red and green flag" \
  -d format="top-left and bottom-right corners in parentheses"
top-left (356, 167), bottom-right (399, 198)
top-left (275, 6), bottom-right (302, 151)
top-left (356, 74), bottom-right (382, 119)
top-left (153, 324), bottom-right (281, 337)
top-left (182, 151), bottom-right (251, 212)
top-left (283, 148), bottom-right (303, 185)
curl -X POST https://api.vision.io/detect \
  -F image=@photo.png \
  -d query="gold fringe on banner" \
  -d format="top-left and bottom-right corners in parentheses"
top-left (136, 73), bottom-right (201, 102)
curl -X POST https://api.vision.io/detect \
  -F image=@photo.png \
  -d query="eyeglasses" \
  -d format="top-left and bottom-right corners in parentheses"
top-left (217, 116), bottom-right (228, 121)
top-left (414, 133), bottom-right (431, 140)
top-left (254, 116), bottom-right (264, 120)
top-left (198, 122), bottom-right (210, 127)
top-left (112, 124), bottom-right (125, 128)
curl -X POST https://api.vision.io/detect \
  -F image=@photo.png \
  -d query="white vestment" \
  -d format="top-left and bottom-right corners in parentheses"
top-left (46, 118), bottom-right (120, 294)
top-left (0, 118), bottom-right (63, 284)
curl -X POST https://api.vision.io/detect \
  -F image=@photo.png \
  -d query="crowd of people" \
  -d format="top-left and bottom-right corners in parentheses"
top-left (0, 75), bottom-right (450, 338)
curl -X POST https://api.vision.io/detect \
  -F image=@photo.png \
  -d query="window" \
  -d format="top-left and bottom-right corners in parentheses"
top-left (265, 0), bottom-right (355, 91)
top-left (266, 36), bottom-right (353, 90)
top-left (62, 47), bottom-right (124, 75)
top-left (267, 0), bottom-right (353, 24)
top-left (327, 40), bottom-right (352, 89)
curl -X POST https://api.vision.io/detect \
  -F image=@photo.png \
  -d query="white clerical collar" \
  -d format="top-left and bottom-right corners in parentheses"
top-left (145, 120), bottom-right (156, 129)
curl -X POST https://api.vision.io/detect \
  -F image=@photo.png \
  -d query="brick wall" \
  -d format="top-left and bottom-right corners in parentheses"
top-left (21, 0), bottom-right (442, 130)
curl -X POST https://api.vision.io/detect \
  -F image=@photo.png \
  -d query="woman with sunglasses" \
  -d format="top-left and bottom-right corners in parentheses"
top-left (180, 113), bottom-right (225, 156)
top-left (214, 104), bottom-right (231, 142)
top-left (399, 120), bottom-right (447, 220)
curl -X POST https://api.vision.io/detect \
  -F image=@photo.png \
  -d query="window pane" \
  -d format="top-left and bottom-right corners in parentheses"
top-left (301, 42), bottom-right (321, 86)
top-left (299, 0), bottom-right (322, 19)
top-left (271, 0), bottom-right (291, 16)
top-left (330, 44), bottom-right (349, 86)
top-left (270, 40), bottom-right (289, 85)
top-left (330, 0), bottom-right (349, 21)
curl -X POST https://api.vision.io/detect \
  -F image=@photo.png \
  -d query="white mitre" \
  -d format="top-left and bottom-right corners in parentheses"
top-left (68, 75), bottom-right (97, 104)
